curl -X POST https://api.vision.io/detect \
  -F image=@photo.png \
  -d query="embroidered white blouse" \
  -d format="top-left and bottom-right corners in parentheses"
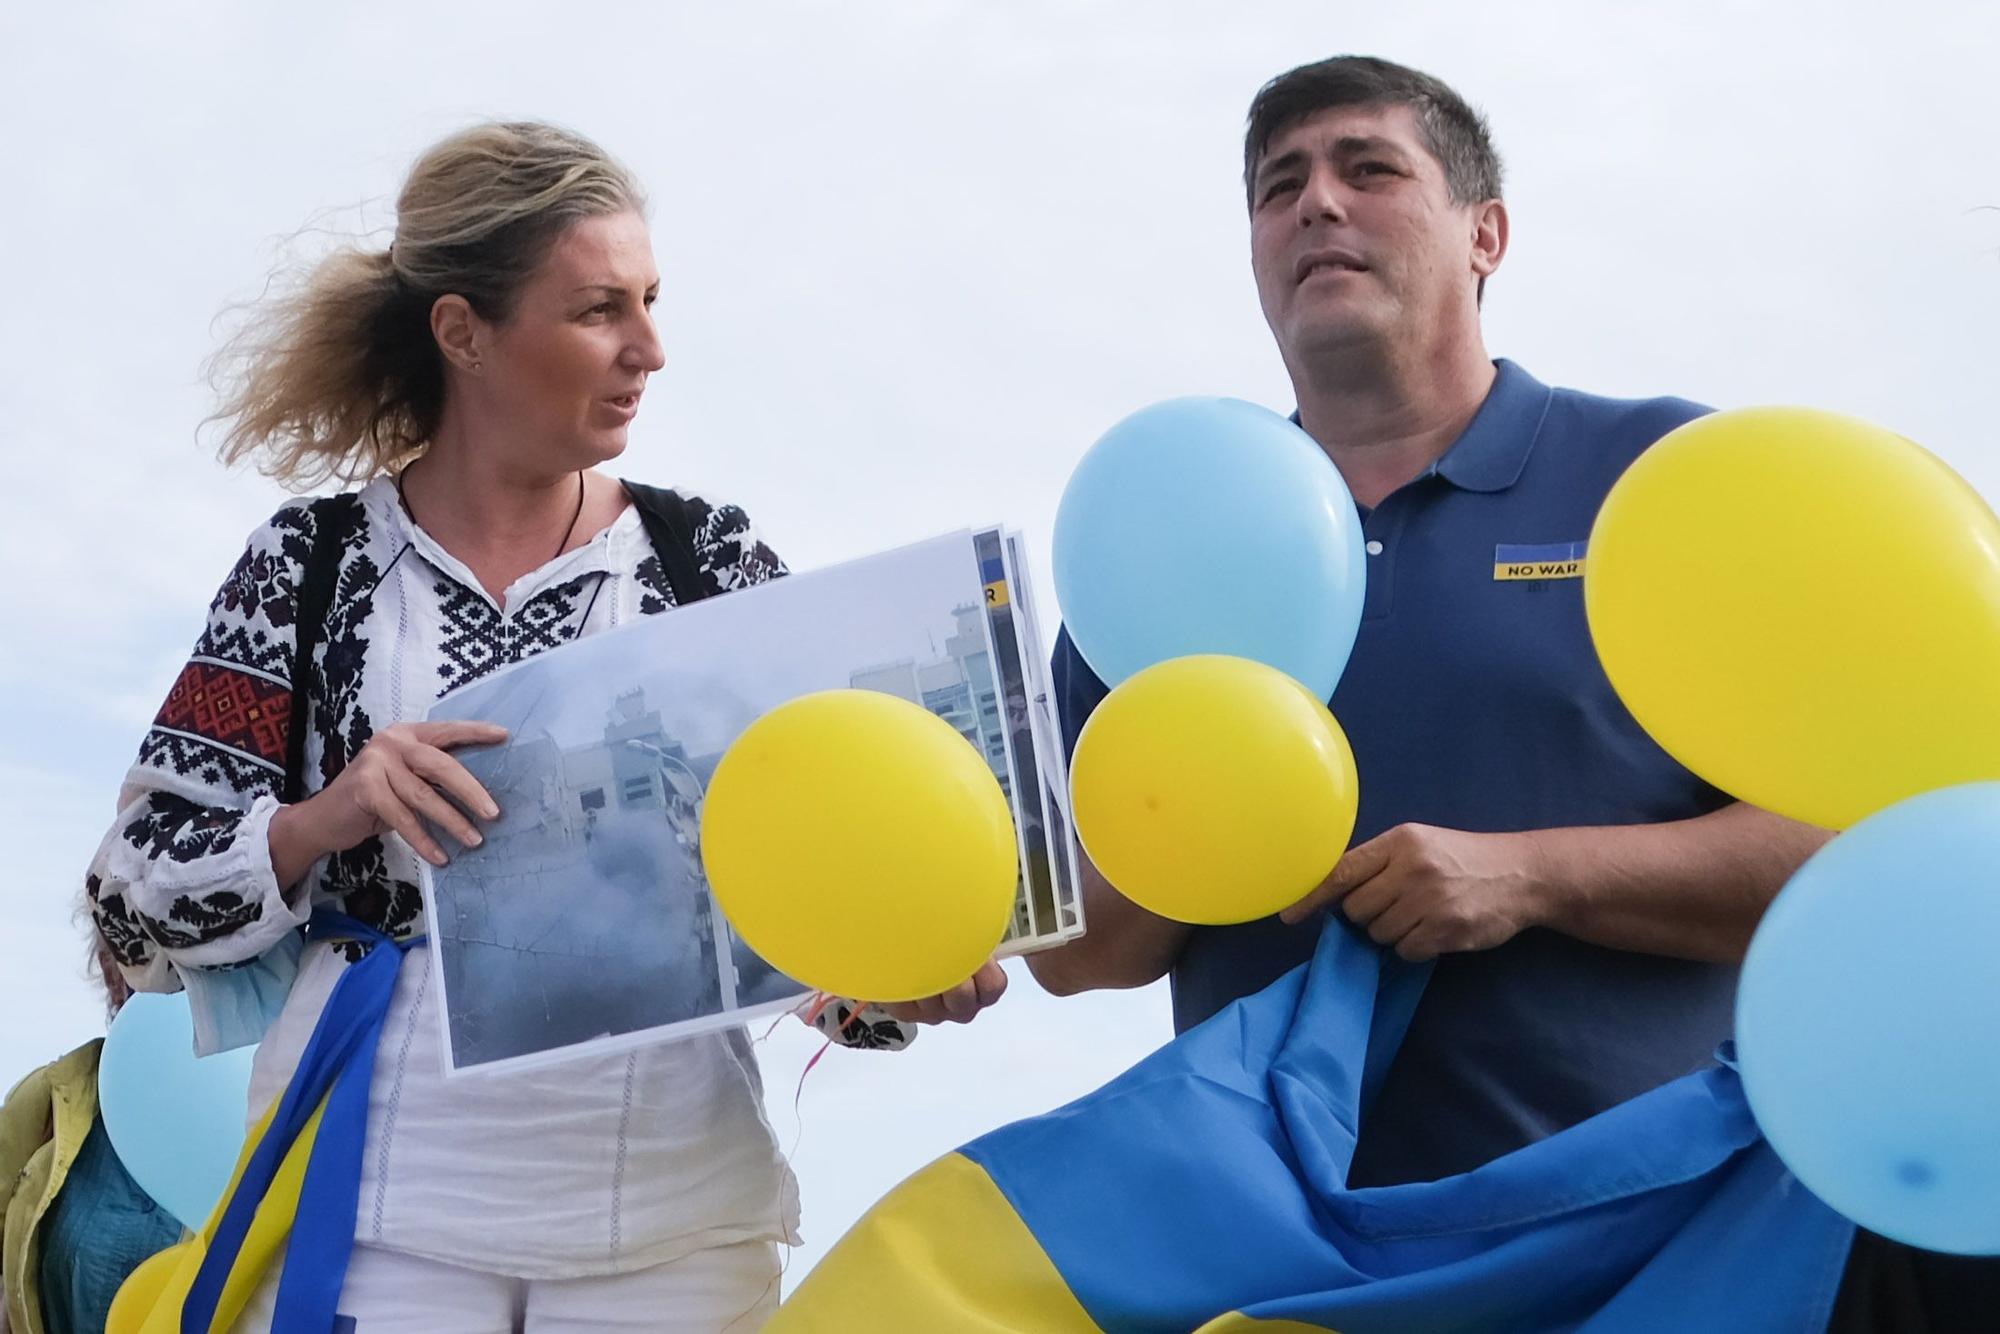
top-left (87, 477), bottom-right (817, 1277)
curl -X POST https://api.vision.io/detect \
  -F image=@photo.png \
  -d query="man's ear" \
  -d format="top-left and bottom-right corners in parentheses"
top-left (430, 294), bottom-right (486, 374)
top-left (1471, 198), bottom-right (1509, 280)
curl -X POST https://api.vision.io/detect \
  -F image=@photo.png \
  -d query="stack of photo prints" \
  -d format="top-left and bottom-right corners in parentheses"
top-left (421, 527), bottom-right (1083, 1075)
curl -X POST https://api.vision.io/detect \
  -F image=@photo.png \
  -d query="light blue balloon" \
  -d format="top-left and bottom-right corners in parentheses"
top-left (1736, 782), bottom-right (2000, 1255)
top-left (98, 990), bottom-right (257, 1230)
top-left (1052, 397), bottom-right (1366, 697)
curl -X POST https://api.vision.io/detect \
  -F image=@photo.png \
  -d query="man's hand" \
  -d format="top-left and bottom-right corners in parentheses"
top-left (1279, 824), bottom-right (1546, 962)
top-left (881, 958), bottom-right (1009, 1025)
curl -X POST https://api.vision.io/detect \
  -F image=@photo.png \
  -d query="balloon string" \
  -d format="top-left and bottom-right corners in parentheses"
top-left (731, 993), bottom-right (857, 1330)
top-left (798, 1036), bottom-right (835, 1090)
top-left (768, 1019), bottom-right (852, 1309)
top-left (759, 996), bottom-right (814, 1044)
top-left (792, 995), bottom-right (873, 1089)
top-left (725, 988), bottom-right (906, 1328)
top-left (758, 991), bottom-right (839, 1043)
top-left (759, 991), bottom-right (873, 1046)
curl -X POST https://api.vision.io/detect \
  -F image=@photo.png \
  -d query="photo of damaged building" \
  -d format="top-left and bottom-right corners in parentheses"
top-left (432, 605), bottom-right (1020, 1070)
top-left (435, 685), bottom-right (804, 1070)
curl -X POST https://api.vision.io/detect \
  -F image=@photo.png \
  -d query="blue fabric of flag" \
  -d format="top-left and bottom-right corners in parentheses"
top-left (952, 921), bottom-right (1855, 1331)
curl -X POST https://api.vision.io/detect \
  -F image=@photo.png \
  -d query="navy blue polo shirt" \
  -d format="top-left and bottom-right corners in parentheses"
top-left (1053, 360), bottom-right (1737, 1187)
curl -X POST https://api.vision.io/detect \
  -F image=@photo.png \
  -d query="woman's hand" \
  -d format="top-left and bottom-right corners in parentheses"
top-left (269, 721), bottom-right (509, 887)
top-left (880, 958), bottom-right (1009, 1025)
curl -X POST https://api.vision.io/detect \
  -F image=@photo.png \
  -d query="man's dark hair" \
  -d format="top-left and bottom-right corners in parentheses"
top-left (1243, 56), bottom-right (1503, 209)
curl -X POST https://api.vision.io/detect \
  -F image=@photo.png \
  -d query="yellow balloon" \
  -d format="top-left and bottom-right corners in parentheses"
top-left (1071, 655), bottom-right (1358, 925)
top-left (107, 1240), bottom-right (198, 1334)
top-left (1586, 407), bottom-right (2000, 830)
top-left (701, 689), bottom-right (1019, 1002)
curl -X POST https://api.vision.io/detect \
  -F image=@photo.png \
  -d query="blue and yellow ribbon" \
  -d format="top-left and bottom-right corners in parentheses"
top-left (130, 912), bottom-right (416, 1334)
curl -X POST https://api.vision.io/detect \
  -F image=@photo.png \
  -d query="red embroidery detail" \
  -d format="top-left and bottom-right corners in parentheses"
top-left (154, 661), bottom-right (292, 767)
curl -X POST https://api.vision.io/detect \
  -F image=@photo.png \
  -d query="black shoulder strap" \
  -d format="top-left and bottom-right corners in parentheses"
top-left (284, 494), bottom-right (362, 803)
top-left (621, 481), bottom-right (708, 610)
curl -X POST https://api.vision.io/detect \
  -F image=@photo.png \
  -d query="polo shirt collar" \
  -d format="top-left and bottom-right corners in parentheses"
top-left (1289, 359), bottom-right (1554, 497)
top-left (1429, 359), bottom-right (1553, 493)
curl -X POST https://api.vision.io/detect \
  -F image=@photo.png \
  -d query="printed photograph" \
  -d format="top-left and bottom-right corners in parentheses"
top-left (422, 529), bottom-right (1067, 1073)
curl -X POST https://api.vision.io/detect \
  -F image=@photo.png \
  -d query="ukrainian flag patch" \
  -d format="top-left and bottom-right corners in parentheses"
top-left (1494, 541), bottom-right (1586, 581)
top-left (982, 555), bottom-right (1011, 607)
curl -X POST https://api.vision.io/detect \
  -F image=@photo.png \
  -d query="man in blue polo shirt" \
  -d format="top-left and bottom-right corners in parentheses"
top-left (1027, 54), bottom-right (1833, 1187)
top-left (1027, 53), bottom-right (2000, 1327)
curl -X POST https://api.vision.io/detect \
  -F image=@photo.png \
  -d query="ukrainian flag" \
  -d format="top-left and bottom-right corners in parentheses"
top-left (774, 924), bottom-right (1854, 1331)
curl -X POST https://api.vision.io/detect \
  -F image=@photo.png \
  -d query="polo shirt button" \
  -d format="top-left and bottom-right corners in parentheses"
top-left (1365, 540), bottom-right (1385, 556)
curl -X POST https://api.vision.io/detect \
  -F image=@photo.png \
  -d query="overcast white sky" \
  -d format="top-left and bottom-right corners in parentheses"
top-left (3, 0), bottom-right (1997, 1290)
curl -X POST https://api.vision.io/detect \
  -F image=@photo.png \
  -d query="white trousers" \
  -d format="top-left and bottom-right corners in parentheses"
top-left (235, 1238), bottom-right (781, 1332)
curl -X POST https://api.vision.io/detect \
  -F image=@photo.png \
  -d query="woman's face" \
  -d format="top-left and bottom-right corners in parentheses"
top-left (474, 210), bottom-right (665, 473)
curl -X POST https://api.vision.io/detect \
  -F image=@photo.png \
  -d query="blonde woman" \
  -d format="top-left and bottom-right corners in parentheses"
top-left (83, 122), bottom-right (934, 1331)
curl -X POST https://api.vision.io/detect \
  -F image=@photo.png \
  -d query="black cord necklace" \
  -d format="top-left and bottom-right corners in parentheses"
top-left (397, 468), bottom-right (587, 563)
top-left (553, 471), bottom-right (587, 560)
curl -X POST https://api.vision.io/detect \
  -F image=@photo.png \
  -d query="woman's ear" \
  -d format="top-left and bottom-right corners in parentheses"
top-left (431, 294), bottom-right (486, 374)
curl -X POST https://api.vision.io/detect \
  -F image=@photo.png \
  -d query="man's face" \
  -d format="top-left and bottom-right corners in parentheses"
top-left (1248, 103), bottom-right (1495, 365)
